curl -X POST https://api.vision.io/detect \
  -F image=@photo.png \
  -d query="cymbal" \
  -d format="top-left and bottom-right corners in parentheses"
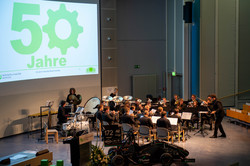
top-left (102, 96), bottom-right (113, 101)
top-left (112, 96), bottom-right (123, 102)
top-left (123, 96), bottom-right (133, 101)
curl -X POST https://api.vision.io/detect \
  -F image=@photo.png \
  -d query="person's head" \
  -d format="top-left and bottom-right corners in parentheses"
top-left (158, 107), bottom-right (163, 113)
top-left (60, 100), bottom-right (66, 107)
top-left (210, 94), bottom-right (217, 101)
top-left (193, 100), bottom-right (198, 107)
top-left (124, 107), bottom-right (130, 114)
top-left (144, 105), bottom-right (150, 111)
top-left (114, 88), bottom-right (118, 94)
top-left (207, 95), bottom-right (212, 103)
top-left (144, 110), bottom-right (149, 116)
top-left (162, 98), bottom-right (167, 103)
top-left (104, 106), bottom-right (110, 113)
top-left (179, 98), bottom-right (184, 104)
top-left (161, 111), bottom-right (167, 118)
top-left (191, 94), bottom-right (196, 101)
top-left (135, 98), bottom-right (141, 105)
top-left (124, 101), bottom-right (130, 107)
top-left (174, 108), bottom-right (179, 114)
top-left (131, 105), bottom-right (135, 111)
top-left (69, 88), bottom-right (76, 94)
top-left (174, 94), bottom-right (179, 100)
top-left (98, 104), bottom-right (104, 111)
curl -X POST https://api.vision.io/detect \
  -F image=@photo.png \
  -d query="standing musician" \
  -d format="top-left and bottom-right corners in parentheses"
top-left (109, 88), bottom-right (118, 111)
top-left (66, 88), bottom-right (81, 112)
top-left (209, 94), bottom-right (226, 138)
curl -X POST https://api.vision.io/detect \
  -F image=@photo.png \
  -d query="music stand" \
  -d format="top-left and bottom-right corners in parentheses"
top-left (193, 111), bottom-right (209, 137)
top-left (38, 106), bottom-right (51, 141)
top-left (181, 112), bottom-right (192, 139)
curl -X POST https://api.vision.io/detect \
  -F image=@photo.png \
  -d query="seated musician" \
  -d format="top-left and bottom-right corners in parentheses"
top-left (135, 110), bottom-right (143, 120)
top-left (154, 106), bottom-right (163, 116)
top-left (171, 108), bottom-right (182, 124)
top-left (139, 110), bottom-right (153, 128)
top-left (200, 95), bottom-right (214, 130)
top-left (121, 107), bottom-right (135, 124)
top-left (187, 94), bottom-right (200, 107)
top-left (171, 94), bottom-right (179, 109)
top-left (134, 98), bottom-right (142, 111)
top-left (177, 98), bottom-right (187, 112)
top-left (189, 101), bottom-right (199, 126)
top-left (159, 97), bottom-right (169, 107)
top-left (131, 105), bottom-right (136, 114)
top-left (102, 106), bottom-right (115, 125)
top-left (145, 99), bottom-right (152, 109)
top-left (57, 100), bottom-right (67, 125)
top-left (156, 111), bottom-right (171, 130)
top-left (143, 105), bottom-right (151, 114)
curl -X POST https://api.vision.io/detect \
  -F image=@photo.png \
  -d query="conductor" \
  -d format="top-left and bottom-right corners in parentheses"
top-left (209, 94), bottom-right (226, 138)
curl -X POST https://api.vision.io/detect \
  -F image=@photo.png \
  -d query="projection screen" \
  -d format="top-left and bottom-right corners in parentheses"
top-left (0, 0), bottom-right (101, 138)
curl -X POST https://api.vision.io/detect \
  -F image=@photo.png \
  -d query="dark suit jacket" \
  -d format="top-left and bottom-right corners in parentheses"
top-left (139, 116), bottom-right (153, 128)
top-left (156, 117), bottom-right (171, 130)
top-left (120, 114), bottom-right (135, 125)
top-left (212, 100), bottom-right (225, 119)
top-left (57, 106), bottom-right (67, 124)
top-left (96, 110), bottom-right (102, 121)
top-left (102, 112), bottom-right (115, 125)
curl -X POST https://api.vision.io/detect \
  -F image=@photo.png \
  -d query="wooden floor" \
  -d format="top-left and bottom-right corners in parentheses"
top-left (0, 117), bottom-right (249, 166)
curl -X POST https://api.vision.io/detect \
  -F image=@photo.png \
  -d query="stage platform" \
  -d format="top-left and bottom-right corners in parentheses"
top-left (0, 117), bottom-right (249, 166)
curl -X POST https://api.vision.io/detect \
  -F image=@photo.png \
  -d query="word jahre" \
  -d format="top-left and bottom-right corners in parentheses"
top-left (27, 55), bottom-right (66, 68)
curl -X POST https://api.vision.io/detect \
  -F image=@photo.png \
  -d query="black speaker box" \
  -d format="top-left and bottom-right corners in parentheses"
top-left (183, 1), bottom-right (192, 23)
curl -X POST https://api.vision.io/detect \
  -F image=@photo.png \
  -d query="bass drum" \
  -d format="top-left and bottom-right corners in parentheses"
top-left (84, 97), bottom-right (101, 114)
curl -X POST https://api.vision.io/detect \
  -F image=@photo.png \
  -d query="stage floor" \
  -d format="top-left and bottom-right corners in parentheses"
top-left (0, 117), bottom-right (249, 166)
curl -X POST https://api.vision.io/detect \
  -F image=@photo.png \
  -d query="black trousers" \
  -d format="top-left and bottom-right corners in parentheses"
top-left (214, 117), bottom-right (226, 136)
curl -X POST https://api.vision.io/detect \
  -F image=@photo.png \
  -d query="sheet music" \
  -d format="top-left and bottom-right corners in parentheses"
top-left (151, 116), bottom-right (160, 124)
top-left (181, 112), bottom-right (192, 120)
top-left (167, 117), bottom-right (178, 125)
top-left (150, 109), bottom-right (157, 114)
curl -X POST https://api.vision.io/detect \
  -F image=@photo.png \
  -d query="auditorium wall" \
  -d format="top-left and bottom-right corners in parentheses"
top-left (0, 76), bottom-right (101, 138)
top-left (200, 0), bottom-right (250, 107)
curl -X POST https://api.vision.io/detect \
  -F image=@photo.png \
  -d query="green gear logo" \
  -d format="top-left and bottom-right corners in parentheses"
top-left (43, 4), bottom-right (83, 55)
